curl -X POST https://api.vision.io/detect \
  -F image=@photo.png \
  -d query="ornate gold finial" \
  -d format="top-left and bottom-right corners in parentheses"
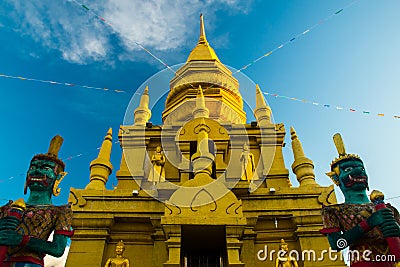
top-left (254, 84), bottom-right (272, 126)
top-left (105, 127), bottom-right (113, 141)
top-left (197, 85), bottom-right (203, 96)
top-left (255, 84), bottom-right (266, 96)
top-left (186, 14), bottom-right (220, 62)
top-left (86, 128), bottom-right (113, 190)
top-left (290, 126), bottom-right (304, 157)
top-left (199, 14), bottom-right (207, 43)
top-left (134, 86), bottom-right (152, 125)
top-left (255, 84), bottom-right (266, 107)
top-left (280, 239), bottom-right (288, 246)
top-left (193, 85), bottom-right (209, 118)
top-left (290, 126), bottom-right (317, 186)
top-left (139, 86), bottom-right (150, 107)
top-left (97, 128), bottom-right (113, 163)
top-left (327, 133), bottom-right (361, 181)
top-left (290, 126), bottom-right (298, 141)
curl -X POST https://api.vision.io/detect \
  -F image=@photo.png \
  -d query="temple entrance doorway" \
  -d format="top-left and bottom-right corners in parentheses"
top-left (181, 225), bottom-right (226, 267)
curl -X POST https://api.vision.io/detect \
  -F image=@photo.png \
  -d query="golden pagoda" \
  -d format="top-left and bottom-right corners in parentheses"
top-left (66, 15), bottom-right (345, 267)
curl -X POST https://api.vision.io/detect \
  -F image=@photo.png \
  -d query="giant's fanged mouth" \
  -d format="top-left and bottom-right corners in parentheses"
top-left (26, 175), bottom-right (49, 187)
top-left (344, 174), bottom-right (367, 187)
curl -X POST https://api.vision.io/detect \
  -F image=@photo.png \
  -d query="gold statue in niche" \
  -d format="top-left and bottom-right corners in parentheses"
top-left (240, 143), bottom-right (257, 182)
top-left (104, 240), bottom-right (130, 267)
top-left (275, 239), bottom-right (298, 267)
top-left (148, 146), bottom-right (166, 185)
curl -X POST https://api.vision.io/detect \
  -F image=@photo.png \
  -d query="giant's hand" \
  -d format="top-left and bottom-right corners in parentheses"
top-left (25, 234), bottom-right (68, 258)
top-left (323, 210), bottom-right (395, 251)
top-left (0, 217), bottom-right (20, 231)
top-left (0, 229), bottom-right (23, 246)
top-left (366, 208), bottom-right (395, 228)
top-left (380, 219), bottom-right (400, 238)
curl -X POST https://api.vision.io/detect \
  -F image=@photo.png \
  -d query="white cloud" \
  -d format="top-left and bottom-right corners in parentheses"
top-left (6, 0), bottom-right (251, 64)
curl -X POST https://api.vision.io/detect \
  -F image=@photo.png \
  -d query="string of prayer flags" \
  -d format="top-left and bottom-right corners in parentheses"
top-left (0, 173), bottom-right (25, 184)
top-left (233, 0), bottom-right (361, 74)
top-left (0, 73), bottom-right (126, 93)
top-left (69, 0), bottom-right (360, 91)
top-left (69, 0), bottom-right (195, 88)
top-left (2, 141), bottom-right (121, 183)
top-left (263, 91), bottom-right (400, 120)
top-left (335, 9), bottom-right (344, 14)
top-left (62, 140), bottom-right (120, 161)
top-left (71, 0), bottom-right (168, 67)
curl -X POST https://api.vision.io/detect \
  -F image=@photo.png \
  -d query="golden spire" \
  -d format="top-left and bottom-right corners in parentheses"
top-left (198, 85), bottom-right (204, 97)
top-left (290, 126), bottom-right (317, 187)
top-left (199, 14), bottom-right (207, 43)
top-left (255, 84), bottom-right (267, 108)
top-left (98, 128), bottom-right (112, 159)
top-left (140, 85), bottom-right (149, 104)
top-left (86, 128), bottom-right (113, 190)
top-left (186, 14), bottom-right (220, 62)
top-left (253, 84), bottom-right (272, 126)
top-left (290, 127), bottom-right (305, 158)
top-left (193, 85), bottom-right (209, 118)
top-left (134, 86), bottom-right (152, 126)
top-left (164, 14), bottom-right (245, 124)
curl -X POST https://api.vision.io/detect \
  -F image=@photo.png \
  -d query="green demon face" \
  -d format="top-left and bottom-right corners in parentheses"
top-left (26, 159), bottom-right (58, 192)
top-left (335, 159), bottom-right (368, 190)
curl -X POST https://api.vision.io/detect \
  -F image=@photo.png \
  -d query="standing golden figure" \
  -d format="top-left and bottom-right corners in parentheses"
top-left (148, 146), bottom-right (166, 185)
top-left (240, 143), bottom-right (256, 182)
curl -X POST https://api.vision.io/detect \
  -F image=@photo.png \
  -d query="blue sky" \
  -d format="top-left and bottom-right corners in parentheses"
top-left (1, 0), bottom-right (400, 214)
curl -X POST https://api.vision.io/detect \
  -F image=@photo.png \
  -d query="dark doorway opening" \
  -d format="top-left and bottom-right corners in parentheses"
top-left (181, 225), bottom-right (226, 267)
